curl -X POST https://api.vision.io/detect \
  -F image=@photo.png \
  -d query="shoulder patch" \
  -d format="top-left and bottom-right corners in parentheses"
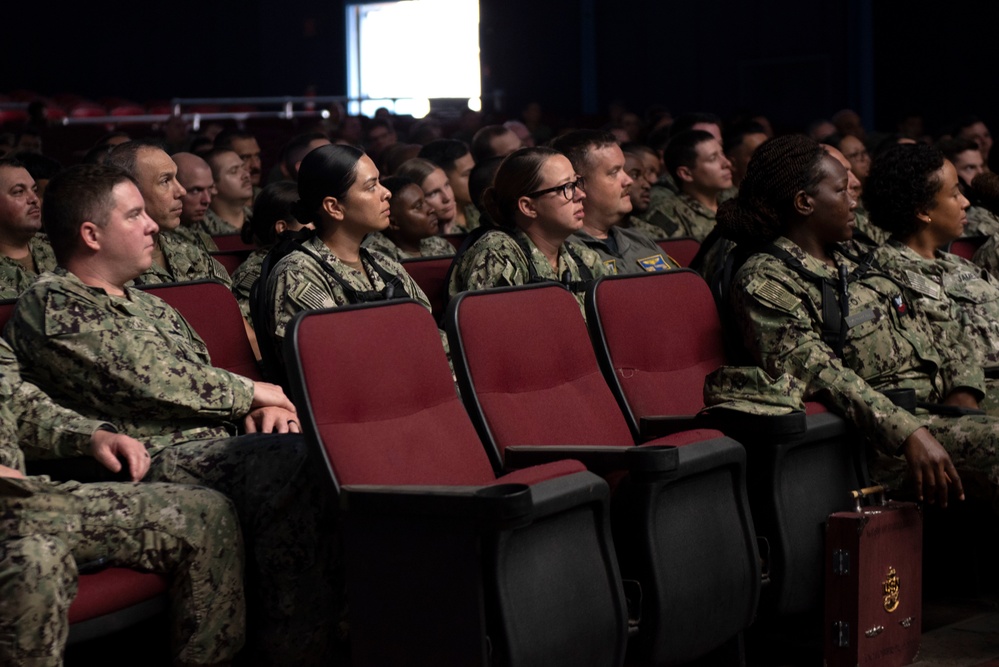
top-left (291, 282), bottom-right (335, 311)
top-left (603, 259), bottom-right (619, 275)
top-left (637, 254), bottom-right (669, 272)
top-left (748, 277), bottom-right (802, 314)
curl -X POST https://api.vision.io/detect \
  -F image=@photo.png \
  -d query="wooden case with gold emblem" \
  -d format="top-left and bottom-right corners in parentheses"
top-left (824, 486), bottom-right (922, 667)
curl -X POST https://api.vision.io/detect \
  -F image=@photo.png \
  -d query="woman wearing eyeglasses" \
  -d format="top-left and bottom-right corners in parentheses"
top-left (447, 147), bottom-right (605, 315)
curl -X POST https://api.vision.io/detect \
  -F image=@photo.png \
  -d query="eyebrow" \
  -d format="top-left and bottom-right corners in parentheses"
top-left (362, 176), bottom-right (378, 186)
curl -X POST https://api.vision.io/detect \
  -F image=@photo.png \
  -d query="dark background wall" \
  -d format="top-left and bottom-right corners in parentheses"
top-left (3, 0), bottom-right (997, 136)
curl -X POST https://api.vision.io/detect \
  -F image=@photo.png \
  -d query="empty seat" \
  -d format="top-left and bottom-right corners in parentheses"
top-left (585, 269), bottom-right (864, 617)
top-left (138, 280), bottom-right (261, 381)
top-left (212, 234), bottom-right (256, 253)
top-left (655, 237), bottom-right (700, 267)
top-left (401, 255), bottom-right (453, 322)
top-left (284, 299), bottom-right (628, 667)
top-left (445, 282), bottom-right (760, 666)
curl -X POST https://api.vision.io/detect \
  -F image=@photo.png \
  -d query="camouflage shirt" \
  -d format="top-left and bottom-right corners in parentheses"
top-left (362, 231), bottom-right (456, 261)
top-left (0, 234), bottom-right (57, 300)
top-left (964, 205), bottom-right (999, 238)
top-left (641, 190), bottom-right (717, 242)
top-left (731, 236), bottom-right (986, 454)
top-left (572, 226), bottom-right (680, 275)
top-left (852, 206), bottom-right (890, 247)
top-left (266, 234), bottom-right (433, 344)
top-left (973, 230), bottom-right (999, 279)
top-left (200, 207), bottom-right (246, 235)
top-left (131, 229), bottom-right (232, 288)
top-left (230, 246), bottom-right (269, 321)
top-left (173, 223), bottom-right (220, 252)
top-left (4, 268), bottom-right (254, 455)
top-left (447, 228), bottom-right (606, 316)
top-left (877, 240), bottom-right (999, 367)
top-left (621, 214), bottom-right (670, 242)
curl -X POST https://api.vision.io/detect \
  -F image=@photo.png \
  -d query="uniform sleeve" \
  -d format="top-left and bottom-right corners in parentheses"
top-left (5, 285), bottom-right (254, 425)
top-left (731, 263), bottom-right (928, 455)
top-left (461, 244), bottom-right (529, 292)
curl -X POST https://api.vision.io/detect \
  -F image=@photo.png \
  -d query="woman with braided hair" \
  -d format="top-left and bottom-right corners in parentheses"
top-left (719, 134), bottom-right (999, 514)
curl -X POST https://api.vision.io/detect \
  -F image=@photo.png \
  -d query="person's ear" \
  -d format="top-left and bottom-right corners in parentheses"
top-left (322, 196), bottom-right (344, 221)
top-left (273, 219), bottom-right (288, 235)
top-left (517, 196), bottom-right (538, 219)
top-left (676, 165), bottom-right (694, 184)
top-left (916, 210), bottom-right (933, 224)
top-left (793, 190), bottom-right (813, 216)
top-left (80, 221), bottom-right (101, 251)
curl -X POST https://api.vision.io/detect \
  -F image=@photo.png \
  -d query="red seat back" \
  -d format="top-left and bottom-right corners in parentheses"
top-left (0, 298), bottom-right (15, 332)
top-left (587, 270), bottom-right (726, 434)
top-left (212, 234), bottom-right (256, 252)
top-left (656, 237), bottom-right (700, 267)
top-left (947, 236), bottom-right (987, 260)
top-left (211, 250), bottom-right (251, 276)
top-left (285, 300), bottom-right (497, 489)
top-left (446, 284), bottom-right (635, 465)
top-left (139, 280), bottom-right (262, 381)
top-left (401, 256), bottom-right (452, 322)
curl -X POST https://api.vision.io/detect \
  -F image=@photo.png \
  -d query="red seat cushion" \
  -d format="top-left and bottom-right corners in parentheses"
top-left (69, 569), bottom-right (168, 624)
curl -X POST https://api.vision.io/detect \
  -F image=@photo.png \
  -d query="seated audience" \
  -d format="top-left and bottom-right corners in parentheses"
top-left (363, 176), bottom-right (456, 260)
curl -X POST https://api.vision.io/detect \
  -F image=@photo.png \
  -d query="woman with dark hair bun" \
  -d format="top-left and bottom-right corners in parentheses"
top-left (719, 134), bottom-right (999, 513)
top-left (362, 176), bottom-right (456, 259)
top-left (263, 144), bottom-right (434, 359)
top-left (446, 147), bottom-right (605, 315)
top-left (864, 143), bottom-right (999, 373)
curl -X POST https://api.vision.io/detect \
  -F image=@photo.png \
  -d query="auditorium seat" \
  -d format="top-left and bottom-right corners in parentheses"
top-left (400, 255), bottom-right (453, 322)
top-left (283, 299), bottom-right (629, 667)
top-left (585, 269), bottom-right (864, 617)
top-left (655, 236), bottom-right (700, 267)
top-left (946, 235), bottom-right (987, 260)
top-left (211, 250), bottom-right (252, 277)
top-left (445, 282), bottom-right (760, 666)
top-left (211, 234), bottom-right (256, 253)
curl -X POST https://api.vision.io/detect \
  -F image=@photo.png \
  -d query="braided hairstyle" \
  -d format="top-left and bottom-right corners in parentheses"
top-left (716, 134), bottom-right (826, 246)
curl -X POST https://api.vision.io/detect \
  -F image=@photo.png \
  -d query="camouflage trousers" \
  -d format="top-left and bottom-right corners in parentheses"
top-left (0, 478), bottom-right (245, 667)
top-left (147, 433), bottom-right (342, 667)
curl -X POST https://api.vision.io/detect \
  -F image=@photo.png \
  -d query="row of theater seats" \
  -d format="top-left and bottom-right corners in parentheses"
top-left (0, 264), bottom-right (868, 664)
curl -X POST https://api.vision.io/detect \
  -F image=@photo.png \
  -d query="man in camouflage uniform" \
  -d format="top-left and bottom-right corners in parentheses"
top-left (732, 235), bottom-right (999, 512)
top-left (619, 144), bottom-right (671, 242)
top-left (0, 158), bottom-right (56, 299)
top-left (0, 338), bottom-right (245, 667)
top-left (5, 164), bottom-right (339, 666)
top-left (644, 130), bottom-right (732, 242)
top-left (203, 148), bottom-right (252, 235)
top-left (549, 130), bottom-right (679, 274)
top-left (215, 129), bottom-right (263, 204)
top-left (103, 141), bottom-right (231, 288)
top-left (173, 152), bottom-right (221, 252)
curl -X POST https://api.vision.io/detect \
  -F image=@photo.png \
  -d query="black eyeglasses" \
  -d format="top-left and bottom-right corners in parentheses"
top-left (525, 177), bottom-right (585, 201)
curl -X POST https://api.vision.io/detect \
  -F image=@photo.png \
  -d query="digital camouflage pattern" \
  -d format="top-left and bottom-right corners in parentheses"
top-left (732, 236), bottom-right (999, 498)
top-left (266, 234), bottom-right (433, 343)
top-left (876, 241), bottom-right (999, 367)
top-left (850, 206), bottom-right (890, 248)
top-left (463, 204), bottom-right (481, 231)
top-left (200, 208), bottom-right (246, 236)
top-left (571, 226), bottom-right (680, 275)
top-left (964, 204), bottom-right (999, 238)
top-left (622, 214), bottom-right (670, 242)
top-left (131, 230), bottom-right (232, 288)
top-left (640, 190), bottom-right (718, 242)
top-left (0, 234), bottom-right (57, 300)
top-left (173, 223), bottom-right (219, 252)
top-left (230, 247), bottom-right (268, 322)
top-left (4, 268), bottom-right (341, 665)
top-left (0, 340), bottom-right (245, 666)
top-left (973, 230), bottom-right (999, 280)
top-left (446, 228), bottom-right (606, 315)
top-left (363, 231), bottom-right (456, 260)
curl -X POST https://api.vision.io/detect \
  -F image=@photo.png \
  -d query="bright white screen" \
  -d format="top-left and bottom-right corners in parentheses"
top-left (346, 0), bottom-right (481, 118)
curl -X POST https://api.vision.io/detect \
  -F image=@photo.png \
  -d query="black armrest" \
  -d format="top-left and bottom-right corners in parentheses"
top-left (640, 409), bottom-right (807, 442)
top-left (340, 483), bottom-right (534, 525)
top-left (504, 445), bottom-right (679, 480)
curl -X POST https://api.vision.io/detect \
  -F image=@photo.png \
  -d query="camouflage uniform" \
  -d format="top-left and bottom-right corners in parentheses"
top-left (199, 208), bottom-right (247, 236)
top-left (0, 234), bottom-right (57, 299)
top-left (464, 204), bottom-right (481, 231)
top-left (447, 228), bottom-right (606, 316)
top-left (0, 339), bottom-right (245, 666)
top-left (5, 270), bottom-right (340, 666)
top-left (266, 234), bottom-right (434, 346)
top-left (876, 241), bottom-right (999, 368)
top-left (964, 205), bottom-right (999, 238)
top-left (571, 226), bottom-right (680, 275)
top-left (641, 190), bottom-right (717, 242)
top-left (230, 247), bottom-right (268, 322)
top-left (173, 224), bottom-right (220, 252)
top-left (362, 231), bottom-right (456, 261)
top-left (851, 206), bottom-right (890, 247)
top-left (621, 214), bottom-right (670, 242)
top-left (732, 237), bottom-right (999, 503)
top-left (973, 232), bottom-right (999, 280)
top-left (132, 230), bottom-right (232, 288)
